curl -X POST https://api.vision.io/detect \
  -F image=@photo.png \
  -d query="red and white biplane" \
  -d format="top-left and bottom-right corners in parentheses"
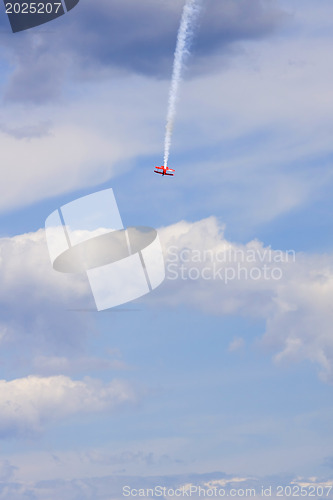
top-left (154, 166), bottom-right (175, 176)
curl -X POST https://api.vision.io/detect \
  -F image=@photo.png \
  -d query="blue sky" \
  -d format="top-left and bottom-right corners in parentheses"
top-left (0, 0), bottom-right (333, 498)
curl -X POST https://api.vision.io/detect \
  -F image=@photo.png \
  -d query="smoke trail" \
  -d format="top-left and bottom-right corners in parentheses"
top-left (163, 0), bottom-right (202, 168)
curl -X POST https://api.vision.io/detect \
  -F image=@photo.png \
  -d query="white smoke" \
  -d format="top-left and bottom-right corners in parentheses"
top-left (163, 0), bottom-right (202, 168)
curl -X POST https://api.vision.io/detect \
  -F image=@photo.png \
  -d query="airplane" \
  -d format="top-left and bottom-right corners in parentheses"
top-left (154, 166), bottom-right (175, 176)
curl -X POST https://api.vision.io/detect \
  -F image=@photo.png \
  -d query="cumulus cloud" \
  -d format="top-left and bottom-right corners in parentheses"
top-left (0, 228), bottom-right (92, 354)
top-left (157, 217), bottom-right (284, 317)
top-left (1, 218), bottom-right (333, 384)
top-left (154, 217), bottom-right (333, 382)
top-left (0, 375), bottom-right (136, 437)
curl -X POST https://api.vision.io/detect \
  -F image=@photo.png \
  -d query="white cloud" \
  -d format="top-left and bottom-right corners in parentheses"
top-left (155, 216), bottom-right (333, 381)
top-left (0, 76), bottom-right (164, 213)
top-left (0, 375), bottom-right (136, 437)
top-left (157, 217), bottom-right (285, 317)
top-left (1, 217), bottom-right (333, 385)
top-left (204, 477), bottom-right (252, 488)
top-left (163, 2), bottom-right (333, 225)
top-left (0, 0), bottom-right (332, 226)
top-left (0, 228), bottom-right (91, 354)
